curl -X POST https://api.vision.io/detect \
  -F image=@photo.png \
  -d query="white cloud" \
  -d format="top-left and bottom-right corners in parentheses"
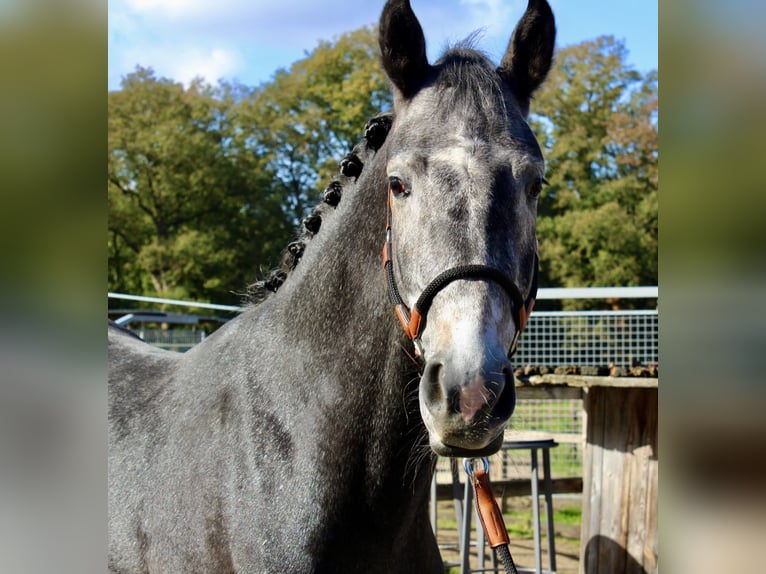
top-left (460, 0), bottom-right (519, 35)
top-left (118, 0), bottom-right (371, 30)
top-left (171, 48), bottom-right (245, 85)
top-left (457, 0), bottom-right (525, 58)
top-left (108, 0), bottom-right (383, 89)
top-left (113, 44), bottom-right (245, 86)
top-left (410, 0), bottom-right (525, 63)
top-left (109, 0), bottom-right (656, 92)
top-left (107, 0), bottom-right (528, 89)
top-left (123, 0), bottom-right (236, 20)
top-left (109, 0), bottom-right (251, 87)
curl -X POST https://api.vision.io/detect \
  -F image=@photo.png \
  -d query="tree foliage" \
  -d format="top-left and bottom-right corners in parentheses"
top-left (108, 27), bottom-right (390, 304)
top-left (108, 68), bottom-right (290, 304)
top-left (531, 37), bottom-right (658, 293)
top-left (238, 26), bottom-right (391, 224)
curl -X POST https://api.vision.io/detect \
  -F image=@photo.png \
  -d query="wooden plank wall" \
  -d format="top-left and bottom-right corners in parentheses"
top-left (581, 387), bottom-right (658, 574)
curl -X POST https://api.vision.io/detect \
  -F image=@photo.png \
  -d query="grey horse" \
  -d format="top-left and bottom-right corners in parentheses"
top-left (108, 1), bottom-right (555, 571)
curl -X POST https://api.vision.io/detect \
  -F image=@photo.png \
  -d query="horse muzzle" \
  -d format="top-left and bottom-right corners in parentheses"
top-left (419, 349), bottom-right (516, 457)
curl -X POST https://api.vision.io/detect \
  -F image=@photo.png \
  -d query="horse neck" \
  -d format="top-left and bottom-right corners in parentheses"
top-left (275, 150), bottom-right (431, 501)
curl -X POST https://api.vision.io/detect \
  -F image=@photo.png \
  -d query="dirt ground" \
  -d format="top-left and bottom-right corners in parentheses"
top-left (433, 497), bottom-right (581, 573)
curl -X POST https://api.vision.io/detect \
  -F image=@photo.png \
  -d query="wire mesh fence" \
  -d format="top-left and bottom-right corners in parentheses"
top-left (516, 309), bottom-right (658, 367)
top-left (502, 399), bottom-right (583, 478)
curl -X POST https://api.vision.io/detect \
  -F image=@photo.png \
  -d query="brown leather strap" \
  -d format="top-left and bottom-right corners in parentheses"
top-left (471, 467), bottom-right (510, 548)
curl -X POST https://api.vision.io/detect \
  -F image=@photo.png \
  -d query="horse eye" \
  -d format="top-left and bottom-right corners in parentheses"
top-left (528, 177), bottom-right (545, 198)
top-left (388, 176), bottom-right (408, 197)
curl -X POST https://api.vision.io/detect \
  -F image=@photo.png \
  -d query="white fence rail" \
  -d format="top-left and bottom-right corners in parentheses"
top-left (109, 287), bottom-right (657, 311)
top-left (536, 286), bottom-right (657, 300)
top-left (108, 292), bottom-right (243, 312)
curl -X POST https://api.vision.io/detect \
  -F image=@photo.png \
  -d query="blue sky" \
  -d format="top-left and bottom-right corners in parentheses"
top-left (108, 0), bottom-right (657, 91)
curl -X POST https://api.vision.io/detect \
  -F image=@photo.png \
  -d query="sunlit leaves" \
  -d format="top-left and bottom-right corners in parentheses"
top-left (529, 37), bottom-right (658, 296)
top-left (108, 28), bottom-right (392, 304)
top-left (108, 68), bottom-right (290, 304)
top-left (238, 26), bottom-right (392, 224)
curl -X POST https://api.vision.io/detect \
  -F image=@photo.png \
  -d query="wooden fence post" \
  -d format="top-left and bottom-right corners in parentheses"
top-left (580, 386), bottom-right (658, 573)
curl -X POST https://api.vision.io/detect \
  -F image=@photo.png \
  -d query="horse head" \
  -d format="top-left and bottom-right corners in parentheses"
top-left (379, 0), bottom-right (555, 457)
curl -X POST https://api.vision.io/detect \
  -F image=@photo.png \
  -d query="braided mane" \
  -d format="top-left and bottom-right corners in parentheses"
top-left (246, 112), bottom-right (394, 303)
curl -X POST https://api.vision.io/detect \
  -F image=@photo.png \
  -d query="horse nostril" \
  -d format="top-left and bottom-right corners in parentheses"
top-left (447, 386), bottom-right (461, 415)
top-left (494, 365), bottom-right (516, 418)
top-left (424, 360), bottom-right (443, 382)
top-left (422, 360), bottom-right (445, 405)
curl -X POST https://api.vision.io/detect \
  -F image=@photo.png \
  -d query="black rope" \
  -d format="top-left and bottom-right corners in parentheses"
top-left (496, 544), bottom-right (519, 574)
top-left (413, 265), bottom-right (525, 336)
top-left (384, 259), bottom-right (405, 308)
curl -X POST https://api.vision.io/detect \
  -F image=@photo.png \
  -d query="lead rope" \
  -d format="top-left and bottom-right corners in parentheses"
top-left (464, 458), bottom-right (519, 574)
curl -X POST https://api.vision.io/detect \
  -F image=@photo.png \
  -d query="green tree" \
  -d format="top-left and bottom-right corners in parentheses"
top-left (108, 68), bottom-right (291, 304)
top-left (108, 28), bottom-right (393, 303)
top-left (531, 37), bottom-right (658, 297)
top-left (239, 26), bottom-right (392, 224)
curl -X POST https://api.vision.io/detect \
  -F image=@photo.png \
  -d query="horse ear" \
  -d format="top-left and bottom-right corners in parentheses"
top-left (379, 0), bottom-right (430, 99)
top-left (498, 0), bottom-right (556, 116)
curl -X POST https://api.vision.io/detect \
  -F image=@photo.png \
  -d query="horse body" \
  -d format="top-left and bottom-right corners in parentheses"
top-left (110, 149), bottom-right (438, 573)
top-left (109, 1), bottom-right (555, 572)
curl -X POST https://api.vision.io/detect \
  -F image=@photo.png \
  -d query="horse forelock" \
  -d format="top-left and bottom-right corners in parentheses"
top-left (434, 43), bottom-right (502, 92)
top-left (430, 44), bottom-right (528, 135)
